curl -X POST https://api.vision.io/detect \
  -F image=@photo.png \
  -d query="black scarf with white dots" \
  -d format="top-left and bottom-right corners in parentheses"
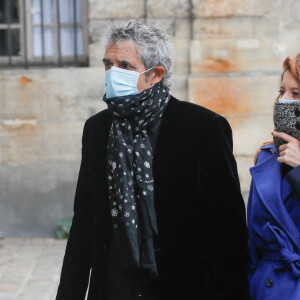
top-left (103, 82), bottom-right (170, 281)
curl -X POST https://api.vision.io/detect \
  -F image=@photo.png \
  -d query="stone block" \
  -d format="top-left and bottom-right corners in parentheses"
top-left (0, 162), bottom-right (79, 237)
top-left (175, 18), bottom-right (192, 40)
top-left (252, 16), bottom-right (279, 39)
top-left (171, 74), bottom-right (188, 101)
top-left (0, 68), bottom-right (107, 122)
top-left (88, 19), bottom-right (111, 44)
top-left (89, 0), bottom-right (145, 19)
top-left (147, 0), bottom-right (190, 18)
top-left (255, 0), bottom-right (279, 18)
top-left (173, 38), bottom-right (190, 74)
top-left (188, 75), bottom-right (279, 115)
top-left (193, 17), bottom-right (253, 39)
top-left (192, 0), bottom-right (257, 18)
top-left (190, 38), bottom-right (286, 73)
top-left (89, 43), bottom-right (105, 67)
top-left (0, 122), bottom-right (83, 164)
top-left (147, 19), bottom-right (175, 37)
top-left (226, 114), bottom-right (274, 157)
top-left (189, 75), bottom-right (277, 158)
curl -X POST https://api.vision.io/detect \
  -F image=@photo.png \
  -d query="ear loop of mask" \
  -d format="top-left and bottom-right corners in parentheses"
top-left (141, 66), bottom-right (157, 88)
top-left (139, 66), bottom-right (156, 75)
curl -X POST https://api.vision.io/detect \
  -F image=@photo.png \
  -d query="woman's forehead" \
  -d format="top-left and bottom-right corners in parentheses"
top-left (281, 70), bottom-right (299, 88)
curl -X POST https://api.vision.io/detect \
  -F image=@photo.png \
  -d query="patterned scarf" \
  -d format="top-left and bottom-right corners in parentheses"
top-left (103, 82), bottom-right (170, 281)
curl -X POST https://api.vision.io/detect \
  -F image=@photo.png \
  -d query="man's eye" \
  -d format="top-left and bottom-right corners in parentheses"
top-left (120, 63), bottom-right (130, 69)
top-left (278, 90), bottom-right (284, 95)
top-left (104, 63), bottom-right (112, 69)
top-left (293, 92), bottom-right (299, 97)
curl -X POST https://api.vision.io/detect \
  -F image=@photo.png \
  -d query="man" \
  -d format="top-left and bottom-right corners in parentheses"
top-left (56, 20), bottom-right (249, 300)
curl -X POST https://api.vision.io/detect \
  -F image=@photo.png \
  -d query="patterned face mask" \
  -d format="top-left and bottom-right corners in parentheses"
top-left (273, 99), bottom-right (300, 153)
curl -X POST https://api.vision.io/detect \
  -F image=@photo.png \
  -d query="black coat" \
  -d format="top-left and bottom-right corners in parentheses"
top-left (56, 96), bottom-right (250, 300)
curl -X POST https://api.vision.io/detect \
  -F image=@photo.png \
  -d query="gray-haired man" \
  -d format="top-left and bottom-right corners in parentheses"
top-left (56, 20), bottom-right (249, 300)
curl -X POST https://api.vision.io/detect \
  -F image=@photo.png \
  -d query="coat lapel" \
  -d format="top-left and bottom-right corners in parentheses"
top-left (250, 148), bottom-right (300, 249)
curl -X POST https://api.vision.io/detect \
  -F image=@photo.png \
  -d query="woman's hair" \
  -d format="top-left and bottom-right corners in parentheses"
top-left (281, 53), bottom-right (300, 86)
top-left (102, 19), bottom-right (175, 89)
top-left (254, 53), bottom-right (300, 164)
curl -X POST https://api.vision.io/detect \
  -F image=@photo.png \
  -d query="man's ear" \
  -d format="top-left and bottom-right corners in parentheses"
top-left (150, 66), bottom-right (165, 85)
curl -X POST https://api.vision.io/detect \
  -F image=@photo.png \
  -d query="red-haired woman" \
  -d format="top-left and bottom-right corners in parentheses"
top-left (248, 54), bottom-right (300, 299)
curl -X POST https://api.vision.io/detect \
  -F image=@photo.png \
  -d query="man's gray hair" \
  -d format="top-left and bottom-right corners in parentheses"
top-left (103, 20), bottom-right (175, 88)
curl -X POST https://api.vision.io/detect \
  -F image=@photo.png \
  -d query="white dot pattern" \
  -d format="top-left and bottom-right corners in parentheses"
top-left (103, 82), bottom-right (171, 271)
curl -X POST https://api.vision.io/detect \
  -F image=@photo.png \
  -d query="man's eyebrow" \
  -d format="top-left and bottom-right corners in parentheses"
top-left (117, 59), bottom-right (136, 69)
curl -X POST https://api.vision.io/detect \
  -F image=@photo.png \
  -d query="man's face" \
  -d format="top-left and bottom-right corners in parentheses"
top-left (103, 40), bottom-right (153, 93)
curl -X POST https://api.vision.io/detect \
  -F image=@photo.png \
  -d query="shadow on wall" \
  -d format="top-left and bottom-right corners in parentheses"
top-left (0, 162), bottom-right (79, 238)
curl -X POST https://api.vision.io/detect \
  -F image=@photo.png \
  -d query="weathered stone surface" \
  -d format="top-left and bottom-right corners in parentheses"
top-left (0, 68), bottom-right (106, 122)
top-left (252, 16), bottom-right (279, 39)
top-left (2, 0), bottom-right (300, 238)
top-left (147, 19), bottom-right (175, 37)
top-left (193, 17), bottom-right (253, 39)
top-left (188, 75), bottom-right (279, 115)
top-left (0, 122), bottom-right (84, 164)
top-left (175, 18), bottom-right (191, 40)
top-left (171, 74), bottom-right (189, 101)
top-left (190, 38), bottom-right (288, 73)
top-left (189, 75), bottom-right (276, 157)
top-left (0, 162), bottom-right (79, 237)
top-left (192, 0), bottom-right (262, 18)
top-left (89, 0), bottom-right (145, 19)
top-left (226, 114), bottom-right (274, 157)
top-left (147, 0), bottom-right (190, 18)
top-left (173, 38), bottom-right (190, 74)
top-left (173, 19), bottom-right (192, 74)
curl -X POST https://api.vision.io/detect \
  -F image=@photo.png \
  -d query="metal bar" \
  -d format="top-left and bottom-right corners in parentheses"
top-left (56, 0), bottom-right (62, 66)
top-left (81, 0), bottom-right (88, 66)
top-left (39, 0), bottom-right (45, 62)
top-left (23, 0), bottom-right (28, 68)
top-left (6, 0), bottom-right (12, 65)
top-left (73, 0), bottom-right (77, 65)
top-left (0, 23), bottom-right (21, 29)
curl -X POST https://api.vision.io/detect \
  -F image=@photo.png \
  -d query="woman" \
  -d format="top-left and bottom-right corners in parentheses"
top-left (248, 54), bottom-right (300, 300)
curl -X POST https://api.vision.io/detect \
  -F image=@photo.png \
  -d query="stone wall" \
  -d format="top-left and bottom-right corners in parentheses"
top-left (1, 0), bottom-right (300, 237)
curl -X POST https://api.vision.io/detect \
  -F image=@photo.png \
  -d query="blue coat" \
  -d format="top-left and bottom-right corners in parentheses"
top-left (248, 144), bottom-right (300, 300)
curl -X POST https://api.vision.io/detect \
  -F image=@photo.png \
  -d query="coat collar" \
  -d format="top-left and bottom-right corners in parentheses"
top-left (250, 145), bottom-right (300, 248)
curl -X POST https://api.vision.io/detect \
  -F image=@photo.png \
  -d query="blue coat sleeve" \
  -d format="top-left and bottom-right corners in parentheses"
top-left (286, 165), bottom-right (300, 198)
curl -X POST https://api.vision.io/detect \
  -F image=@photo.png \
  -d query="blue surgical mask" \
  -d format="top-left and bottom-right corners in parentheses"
top-left (104, 66), bottom-right (156, 99)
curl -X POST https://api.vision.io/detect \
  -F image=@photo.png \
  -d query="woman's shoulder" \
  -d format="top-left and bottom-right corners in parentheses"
top-left (254, 141), bottom-right (275, 165)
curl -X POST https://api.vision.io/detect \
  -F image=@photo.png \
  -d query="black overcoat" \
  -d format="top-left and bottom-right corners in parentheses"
top-left (56, 96), bottom-right (249, 300)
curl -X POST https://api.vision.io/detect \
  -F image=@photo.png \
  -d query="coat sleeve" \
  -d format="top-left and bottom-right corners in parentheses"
top-left (247, 180), bottom-right (260, 270)
top-left (286, 165), bottom-right (300, 198)
top-left (56, 121), bottom-right (93, 300)
top-left (199, 115), bottom-right (250, 299)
